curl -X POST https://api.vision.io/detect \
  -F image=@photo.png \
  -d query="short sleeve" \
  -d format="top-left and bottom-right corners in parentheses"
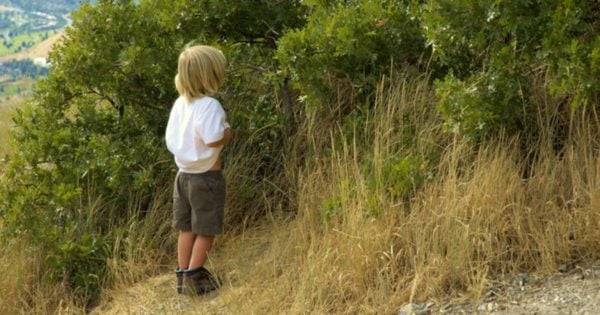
top-left (195, 100), bottom-right (229, 145)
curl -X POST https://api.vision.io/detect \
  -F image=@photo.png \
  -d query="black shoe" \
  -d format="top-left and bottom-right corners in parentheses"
top-left (184, 267), bottom-right (220, 295)
top-left (175, 267), bottom-right (185, 294)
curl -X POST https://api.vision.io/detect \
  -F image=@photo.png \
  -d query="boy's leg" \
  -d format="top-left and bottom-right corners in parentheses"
top-left (184, 234), bottom-right (220, 295)
top-left (177, 231), bottom-right (195, 269)
top-left (188, 234), bottom-right (215, 269)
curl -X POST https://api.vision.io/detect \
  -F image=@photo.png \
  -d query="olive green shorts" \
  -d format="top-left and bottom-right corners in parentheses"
top-left (172, 171), bottom-right (226, 235)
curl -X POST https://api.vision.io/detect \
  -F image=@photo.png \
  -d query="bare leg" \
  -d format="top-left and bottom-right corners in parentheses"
top-left (177, 231), bottom-right (195, 269)
top-left (188, 234), bottom-right (215, 269)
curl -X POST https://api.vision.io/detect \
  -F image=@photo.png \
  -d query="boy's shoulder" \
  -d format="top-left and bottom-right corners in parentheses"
top-left (190, 96), bottom-right (221, 107)
top-left (192, 97), bottom-right (224, 114)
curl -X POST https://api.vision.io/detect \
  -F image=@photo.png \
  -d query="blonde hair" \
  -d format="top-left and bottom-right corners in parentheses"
top-left (175, 45), bottom-right (227, 101)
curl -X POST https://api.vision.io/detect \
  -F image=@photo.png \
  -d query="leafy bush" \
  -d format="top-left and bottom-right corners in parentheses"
top-left (0, 0), bottom-right (184, 301)
top-left (0, 0), bottom-right (306, 302)
top-left (277, 0), bottom-right (428, 112)
top-left (435, 70), bottom-right (527, 140)
top-left (422, 0), bottom-right (600, 139)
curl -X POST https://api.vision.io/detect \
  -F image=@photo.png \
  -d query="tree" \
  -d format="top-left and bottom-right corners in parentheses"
top-left (0, 0), bottom-right (306, 302)
top-left (2, 0), bottom-right (185, 301)
top-left (176, 0), bottom-right (306, 134)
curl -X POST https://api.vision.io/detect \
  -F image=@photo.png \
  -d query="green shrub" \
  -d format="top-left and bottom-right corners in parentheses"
top-left (46, 231), bottom-right (111, 299)
top-left (435, 70), bottom-right (527, 140)
top-left (277, 0), bottom-right (428, 111)
top-left (422, 0), bottom-right (600, 139)
top-left (0, 0), bottom-right (306, 302)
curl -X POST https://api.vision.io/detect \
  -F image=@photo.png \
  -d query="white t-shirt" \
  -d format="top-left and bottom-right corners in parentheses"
top-left (165, 96), bottom-right (230, 173)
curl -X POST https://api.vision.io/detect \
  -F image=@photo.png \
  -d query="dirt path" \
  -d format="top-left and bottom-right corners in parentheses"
top-left (92, 262), bottom-right (600, 315)
top-left (91, 274), bottom-right (230, 315)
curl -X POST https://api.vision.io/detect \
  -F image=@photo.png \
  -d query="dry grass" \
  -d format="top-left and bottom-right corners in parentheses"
top-left (0, 184), bottom-right (175, 314)
top-left (3, 74), bottom-right (600, 314)
top-left (94, 75), bottom-right (600, 314)
top-left (0, 237), bottom-right (84, 314)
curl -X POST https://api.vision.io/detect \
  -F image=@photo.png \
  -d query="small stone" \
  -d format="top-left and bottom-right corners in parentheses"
top-left (487, 302), bottom-right (499, 311)
top-left (477, 302), bottom-right (499, 312)
top-left (397, 303), bottom-right (431, 315)
top-left (483, 289), bottom-right (497, 302)
top-left (518, 272), bottom-right (529, 284)
top-left (512, 272), bottom-right (529, 288)
top-left (477, 303), bottom-right (487, 312)
top-left (439, 303), bottom-right (453, 314)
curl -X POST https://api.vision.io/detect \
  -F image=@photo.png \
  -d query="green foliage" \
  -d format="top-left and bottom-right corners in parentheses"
top-left (319, 196), bottom-right (342, 224)
top-left (542, 0), bottom-right (600, 101)
top-left (277, 0), bottom-right (427, 111)
top-left (177, 0), bottom-right (305, 48)
top-left (381, 154), bottom-right (427, 200)
top-left (362, 153), bottom-right (430, 207)
top-left (0, 0), bottom-right (306, 302)
top-left (422, 0), bottom-right (600, 139)
top-left (435, 70), bottom-right (527, 139)
top-left (46, 230), bottom-right (110, 299)
top-left (0, 0), bottom-right (183, 301)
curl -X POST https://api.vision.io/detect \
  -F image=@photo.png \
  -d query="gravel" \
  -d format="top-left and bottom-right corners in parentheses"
top-left (399, 261), bottom-right (600, 315)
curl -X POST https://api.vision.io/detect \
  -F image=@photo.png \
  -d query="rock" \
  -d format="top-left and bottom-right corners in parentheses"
top-left (397, 302), bottom-right (432, 315)
top-left (558, 264), bottom-right (570, 273)
top-left (512, 272), bottom-right (529, 288)
top-left (477, 302), bottom-right (499, 312)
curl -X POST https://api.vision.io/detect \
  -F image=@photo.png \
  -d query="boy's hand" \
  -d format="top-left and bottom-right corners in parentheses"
top-left (207, 128), bottom-right (232, 148)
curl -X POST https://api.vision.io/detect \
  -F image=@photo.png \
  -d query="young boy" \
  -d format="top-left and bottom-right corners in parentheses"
top-left (165, 45), bottom-right (232, 295)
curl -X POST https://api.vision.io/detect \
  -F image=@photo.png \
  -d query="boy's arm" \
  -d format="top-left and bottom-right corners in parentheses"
top-left (207, 128), bottom-right (232, 148)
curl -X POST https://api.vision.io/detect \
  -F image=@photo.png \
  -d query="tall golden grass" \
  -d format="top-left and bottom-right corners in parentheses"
top-left (189, 74), bottom-right (599, 313)
top-left (0, 237), bottom-right (89, 314)
top-left (3, 73), bottom-right (600, 314)
top-left (0, 184), bottom-right (175, 314)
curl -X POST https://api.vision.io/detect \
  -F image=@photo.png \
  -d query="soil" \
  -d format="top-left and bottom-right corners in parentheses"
top-left (428, 261), bottom-right (600, 314)
top-left (95, 262), bottom-right (600, 315)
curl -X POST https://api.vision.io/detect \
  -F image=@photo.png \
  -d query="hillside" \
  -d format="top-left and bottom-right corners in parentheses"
top-left (0, 0), bottom-right (70, 106)
top-left (0, 0), bottom-right (80, 14)
top-left (0, 29), bottom-right (64, 61)
top-left (97, 272), bottom-right (600, 314)
top-left (1, 1), bottom-right (600, 314)
top-left (92, 227), bottom-right (600, 314)
top-left (0, 0), bottom-right (76, 59)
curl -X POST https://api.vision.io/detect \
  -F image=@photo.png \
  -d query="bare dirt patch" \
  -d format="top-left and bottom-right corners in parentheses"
top-left (424, 262), bottom-right (600, 314)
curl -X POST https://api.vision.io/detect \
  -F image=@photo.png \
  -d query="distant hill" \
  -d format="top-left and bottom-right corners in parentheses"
top-left (0, 0), bottom-right (92, 59)
top-left (0, 0), bottom-right (85, 101)
top-left (0, 29), bottom-right (65, 61)
top-left (0, 0), bottom-right (82, 14)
